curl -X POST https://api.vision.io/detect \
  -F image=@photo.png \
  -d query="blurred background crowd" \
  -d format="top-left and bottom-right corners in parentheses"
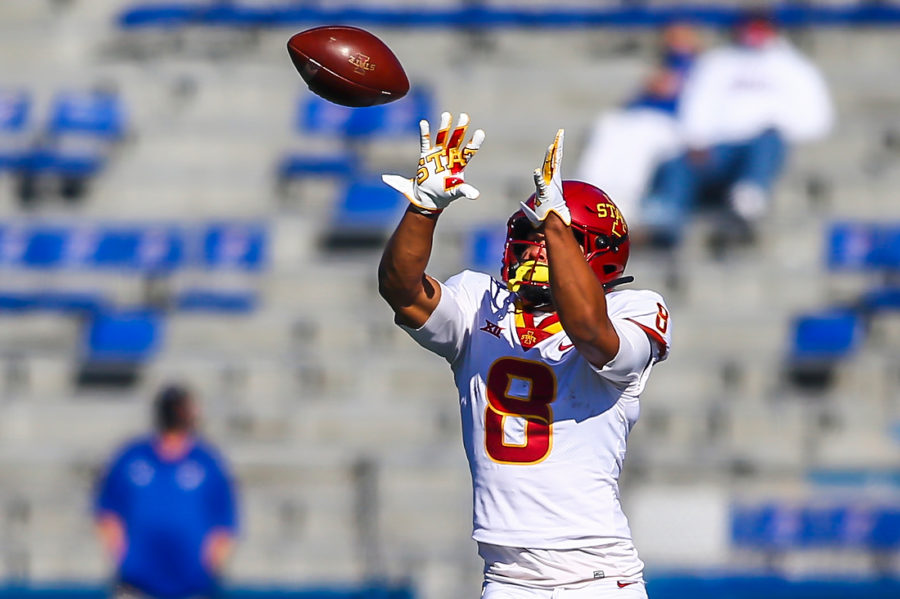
top-left (0, 1), bottom-right (899, 599)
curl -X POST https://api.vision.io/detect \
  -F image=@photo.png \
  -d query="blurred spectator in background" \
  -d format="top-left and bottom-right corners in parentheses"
top-left (575, 21), bottom-right (701, 225)
top-left (640, 10), bottom-right (834, 250)
top-left (94, 384), bottom-right (239, 599)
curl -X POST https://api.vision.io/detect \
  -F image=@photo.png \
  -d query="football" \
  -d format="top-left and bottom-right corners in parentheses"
top-left (287, 25), bottom-right (410, 108)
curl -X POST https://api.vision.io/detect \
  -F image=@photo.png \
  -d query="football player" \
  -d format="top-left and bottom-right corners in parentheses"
top-left (379, 112), bottom-right (671, 599)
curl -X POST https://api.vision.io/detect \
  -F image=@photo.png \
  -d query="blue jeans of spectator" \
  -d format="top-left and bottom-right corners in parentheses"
top-left (642, 128), bottom-right (787, 243)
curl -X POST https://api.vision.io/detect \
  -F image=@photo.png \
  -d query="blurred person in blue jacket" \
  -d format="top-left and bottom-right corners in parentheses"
top-left (575, 22), bottom-right (701, 226)
top-left (640, 10), bottom-right (834, 249)
top-left (94, 384), bottom-right (239, 599)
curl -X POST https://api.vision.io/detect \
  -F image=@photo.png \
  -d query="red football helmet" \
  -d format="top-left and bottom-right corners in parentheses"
top-left (502, 180), bottom-right (631, 307)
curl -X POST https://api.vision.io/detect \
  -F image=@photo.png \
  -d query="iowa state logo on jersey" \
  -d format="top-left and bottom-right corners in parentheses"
top-left (514, 311), bottom-right (562, 350)
top-left (519, 329), bottom-right (539, 348)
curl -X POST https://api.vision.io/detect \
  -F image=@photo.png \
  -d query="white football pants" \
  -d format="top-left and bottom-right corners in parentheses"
top-left (482, 578), bottom-right (648, 599)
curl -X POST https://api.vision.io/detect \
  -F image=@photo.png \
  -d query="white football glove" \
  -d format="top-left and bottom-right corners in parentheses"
top-left (522, 128), bottom-right (571, 227)
top-left (382, 111), bottom-right (485, 213)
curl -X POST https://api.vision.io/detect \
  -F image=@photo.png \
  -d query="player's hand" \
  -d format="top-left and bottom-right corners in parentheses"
top-left (382, 111), bottom-right (485, 213)
top-left (522, 129), bottom-right (571, 227)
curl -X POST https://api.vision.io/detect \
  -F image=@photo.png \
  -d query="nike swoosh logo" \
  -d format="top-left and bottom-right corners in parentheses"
top-left (617, 581), bottom-right (637, 588)
top-left (558, 342), bottom-right (575, 352)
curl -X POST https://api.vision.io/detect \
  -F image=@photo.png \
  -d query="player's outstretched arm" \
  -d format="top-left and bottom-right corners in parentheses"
top-left (378, 112), bottom-right (484, 328)
top-left (378, 208), bottom-right (443, 328)
top-left (544, 214), bottom-right (618, 366)
top-left (525, 130), bottom-right (620, 367)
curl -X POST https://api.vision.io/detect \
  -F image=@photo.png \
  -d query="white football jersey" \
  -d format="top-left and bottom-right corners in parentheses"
top-left (401, 270), bottom-right (671, 556)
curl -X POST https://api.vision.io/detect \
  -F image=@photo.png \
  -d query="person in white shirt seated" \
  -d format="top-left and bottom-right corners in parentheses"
top-left (640, 10), bottom-right (834, 250)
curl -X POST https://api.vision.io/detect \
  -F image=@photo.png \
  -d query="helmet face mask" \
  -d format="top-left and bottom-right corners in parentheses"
top-left (502, 181), bottom-right (630, 308)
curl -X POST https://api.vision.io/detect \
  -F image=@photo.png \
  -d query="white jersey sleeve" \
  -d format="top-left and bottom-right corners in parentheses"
top-left (398, 270), bottom-right (495, 363)
top-left (595, 289), bottom-right (672, 392)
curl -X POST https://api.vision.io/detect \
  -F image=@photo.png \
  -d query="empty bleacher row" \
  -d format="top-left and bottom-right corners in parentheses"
top-left (0, 221), bottom-right (266, 391)
top-left (0, 221), bottom-right (264, 272)
top-left (786, 222), bottom-right (900, 389)
top-left (733, 500), bottom-right (900, 554)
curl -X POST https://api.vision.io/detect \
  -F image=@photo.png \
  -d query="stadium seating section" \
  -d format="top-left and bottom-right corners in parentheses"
top-left (114, 3), bottom-right (900, 29)
top-left (1, 3), bottom-right (899, 599)
top-left (0, 222), bottom-right (265, 273)
top-left (785, 222), bottom-right (900, 388)
top-left (732, 501), bottom-right (900, 551)
top-left (0, 87), bottom-right (131, 205)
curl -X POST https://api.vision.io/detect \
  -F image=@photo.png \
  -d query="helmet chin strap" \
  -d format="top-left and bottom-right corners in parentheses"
top-left (517, 276), bottom-right (633, 312)
top-left (510, 256), bottom-right (633, 309)
top-left (603, 275), bottom-right (634, 290)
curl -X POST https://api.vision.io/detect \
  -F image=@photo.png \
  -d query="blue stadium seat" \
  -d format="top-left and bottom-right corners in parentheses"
top-left (827, 222), bottom-right (900, 272)
top-left (299, 87), bottom-right (432, 141)
top-left (0, 222), bottom-right (270, 273)
top-left (175, 289), bottom-right (257, 313)
top-left (46, 90), bottom-right (128, 141)
top-left (88, 226), bottom-right (184, 272)
top-left (785, 307), bottom-right (864, 390)
top-left (819, 222), bottom-right (900, 350)
top-left (322, 178), bottom-right (406, 249)
top-left (276, 96), bottom-right (359, 183)
top-left (277, 154), bottom-right (357, 181)
top-left (11, 89), bottom-right (128, 189)
top-left (41, 292), bottom-right (108, 313)
top-left (0, 222), bottom-right (266, 324)
top-left (12, 226), bottom-right (68, 269)
top-left (14, 148), bottom-right (106, 178)
top-left (84, 308), bottom-right (164, 362)
top-left (0, 89), bottom-right (30, 131)
top-left (731, 503), bottom-right (801, 550)
top-left (116, 3), bottom-right (900, 30)
top-left (731, 502), bottom-right (898, 551)
top-left (860, 286), bottom-right (900, 312)
top-left (0, 89), bottom-right (31, 171)
top-left (343, 87), bottom-right (433, 141)
top-left (335, 179), bottom-right (406, 230)
top-left (796, 505), bottom-right (847, 549)
top-left (278, 88), bottom-right (432, 185)
top-left (465, 225), bottom-right (507, 276)
top-left (118, 4), bottom-right (196, 29)
top-left (869, 508), bottom-right (900, 550)
top-left (300, 95), bottom-right (356, 137)
top-left (0, 290), bottom-right (107, 314)
top-left (0, 224), bottom-right (187, 272)
top-left (78, 307), bottom-right (165, 387)
top-left (788, 309), bottom-right (864, 363)
top-left (201, 223), bottom-right (267, 271)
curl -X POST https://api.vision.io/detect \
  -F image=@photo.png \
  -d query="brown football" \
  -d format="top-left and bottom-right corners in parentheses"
top-left (287, 25), bottom-right (410, 108)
